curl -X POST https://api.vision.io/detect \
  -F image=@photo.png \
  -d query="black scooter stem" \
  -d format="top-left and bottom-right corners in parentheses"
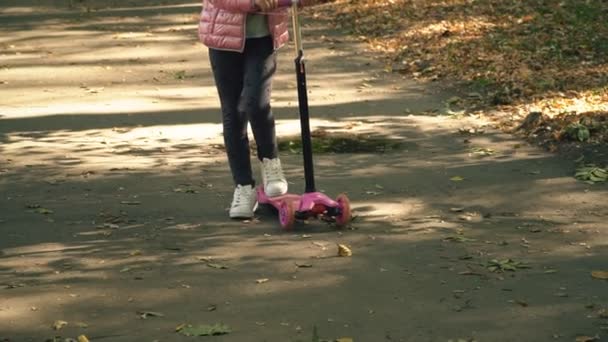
top-left (291, 5), bottom-right (316, 193)
top-left (295, 52), bottom-right (316, 193)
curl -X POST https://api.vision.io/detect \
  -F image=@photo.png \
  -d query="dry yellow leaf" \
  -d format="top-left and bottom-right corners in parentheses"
top-left (78, 335), bottom-right (90, 342)
top-left (52, 320), bottom-right (68, 330)
top-left (591, 270), bottom-right (608, 280)
top-left (337, 244), bottom-right (352, 257)
top-left (256, 278), bottom-right (269, 284)
top-left (336, 338), bottom-right (354, 342)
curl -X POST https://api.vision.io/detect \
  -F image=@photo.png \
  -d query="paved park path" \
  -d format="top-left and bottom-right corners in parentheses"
top-left (1, 1), bottom-right (607, 341)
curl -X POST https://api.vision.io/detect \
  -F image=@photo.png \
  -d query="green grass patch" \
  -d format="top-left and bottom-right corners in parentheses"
top-left (278, 134), bottom-right (403, 154)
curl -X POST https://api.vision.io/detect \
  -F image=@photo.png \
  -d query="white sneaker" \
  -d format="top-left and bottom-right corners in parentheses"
top-left (229, 184), bottom-right (257, 219)
top-left (261, 157), bottom-right (288, 197)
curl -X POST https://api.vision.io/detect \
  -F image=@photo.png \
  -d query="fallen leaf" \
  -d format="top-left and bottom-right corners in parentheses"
top-left (312, 242), bottom-right (327, 250)
top-left (256, 278), bottom-right (269, 284)
top-left (576, 335), bottom-right (599, 342)
top-left (514, 299), bottom-right (528, 307)
top-left (337, 244), bottom-right (352, 257)
top-left (458, 214), bottom-right (474, 221)
top-left (77, 335), bottom-right (90, 342)
top-left (447, 96), bottom-right (462, 104)
top-left (174, 70), bottom-right (187, 80)
top-left (52, 320), bottom-right (68, 330)
top-left (470, 147), bottom-right (495, 157)
top-left (450, 176), bottom-right (465, 182)
top-left (45, 179), bottom-right (65, 185)
top-left (207, 263), bottom-right (228, 270)
top-left (443, 236), bottom-right (476, 243)
top-left (81, 170), bottom-right (95, 177)
top-left (177, 323), bottom-right (231, 336)
top-left (173, 187), bottom-right (198, 194)
top-left (35, 208), bottom-right (54, 215)
top-left (120, 201), bottom-right (141, 205)
top-left (486, 258), bottom-right (531, 273)
top-left (296, 262), bottom-right (313, 268)
top-left (591, 271), bottom-right (608, 280)
top-left (137, 311), bottom-right (164, 319)
top-left (450, 207), bottom-right (465, 212)
top-left (336, 338), bottom-right (354, 342)
top-left (85, 87), bottom-right (104, 94)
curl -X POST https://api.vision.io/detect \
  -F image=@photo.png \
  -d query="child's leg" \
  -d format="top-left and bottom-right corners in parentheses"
top-left (241, 36), bottom-right (287, 197)
top-left (208, 48), bottom-right (254, 186)
top-left (241, 36), bottom-right (278, 160)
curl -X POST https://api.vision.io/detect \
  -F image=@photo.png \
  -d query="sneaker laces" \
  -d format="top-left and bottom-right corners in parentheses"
top-left (264, 159), bottom-right (284, 181)
top-left (232, 185), bottom-right (252, 207)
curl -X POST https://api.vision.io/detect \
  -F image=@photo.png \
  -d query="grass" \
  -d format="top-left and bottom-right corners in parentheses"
top-left (277, 133), bottom-right (403, 154)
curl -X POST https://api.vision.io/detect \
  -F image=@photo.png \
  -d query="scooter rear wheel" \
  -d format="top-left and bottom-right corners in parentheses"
top-left (279, 200), bottom-right (296, 230)
top-left (335, 193), bottom-right (351, 227)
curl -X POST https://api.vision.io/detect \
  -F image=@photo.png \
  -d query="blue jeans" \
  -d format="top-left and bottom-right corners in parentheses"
top-left (209, 36), bottom-right (278, 186)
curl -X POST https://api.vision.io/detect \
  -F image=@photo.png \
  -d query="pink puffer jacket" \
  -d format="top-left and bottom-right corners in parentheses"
top-left (198, 0), bottom-right (290, 52)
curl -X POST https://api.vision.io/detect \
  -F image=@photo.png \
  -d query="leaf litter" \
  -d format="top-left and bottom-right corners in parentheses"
top-left (575, 165), bottom-right (608, 184)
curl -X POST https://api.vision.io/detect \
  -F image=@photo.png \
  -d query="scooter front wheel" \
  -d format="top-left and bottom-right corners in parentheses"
top-left (335, 193), bottom-right (351, 227)
top-left (279, 200), bottom-right (296, 230)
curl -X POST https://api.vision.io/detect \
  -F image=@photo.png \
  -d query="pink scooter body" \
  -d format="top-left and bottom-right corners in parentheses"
top-left (257, 187), bottom-right (350, 230)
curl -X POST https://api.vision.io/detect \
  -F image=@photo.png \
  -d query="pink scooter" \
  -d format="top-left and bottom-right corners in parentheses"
top-left (257, 3), bottom-right (351, 230)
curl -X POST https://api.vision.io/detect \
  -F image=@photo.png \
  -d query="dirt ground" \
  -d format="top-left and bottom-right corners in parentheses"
top-left (1, 1), bottom-right (608, 342)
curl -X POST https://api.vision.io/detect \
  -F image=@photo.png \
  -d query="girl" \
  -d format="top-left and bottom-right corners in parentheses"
top-left (198, 0), bottom-right (317, 218)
